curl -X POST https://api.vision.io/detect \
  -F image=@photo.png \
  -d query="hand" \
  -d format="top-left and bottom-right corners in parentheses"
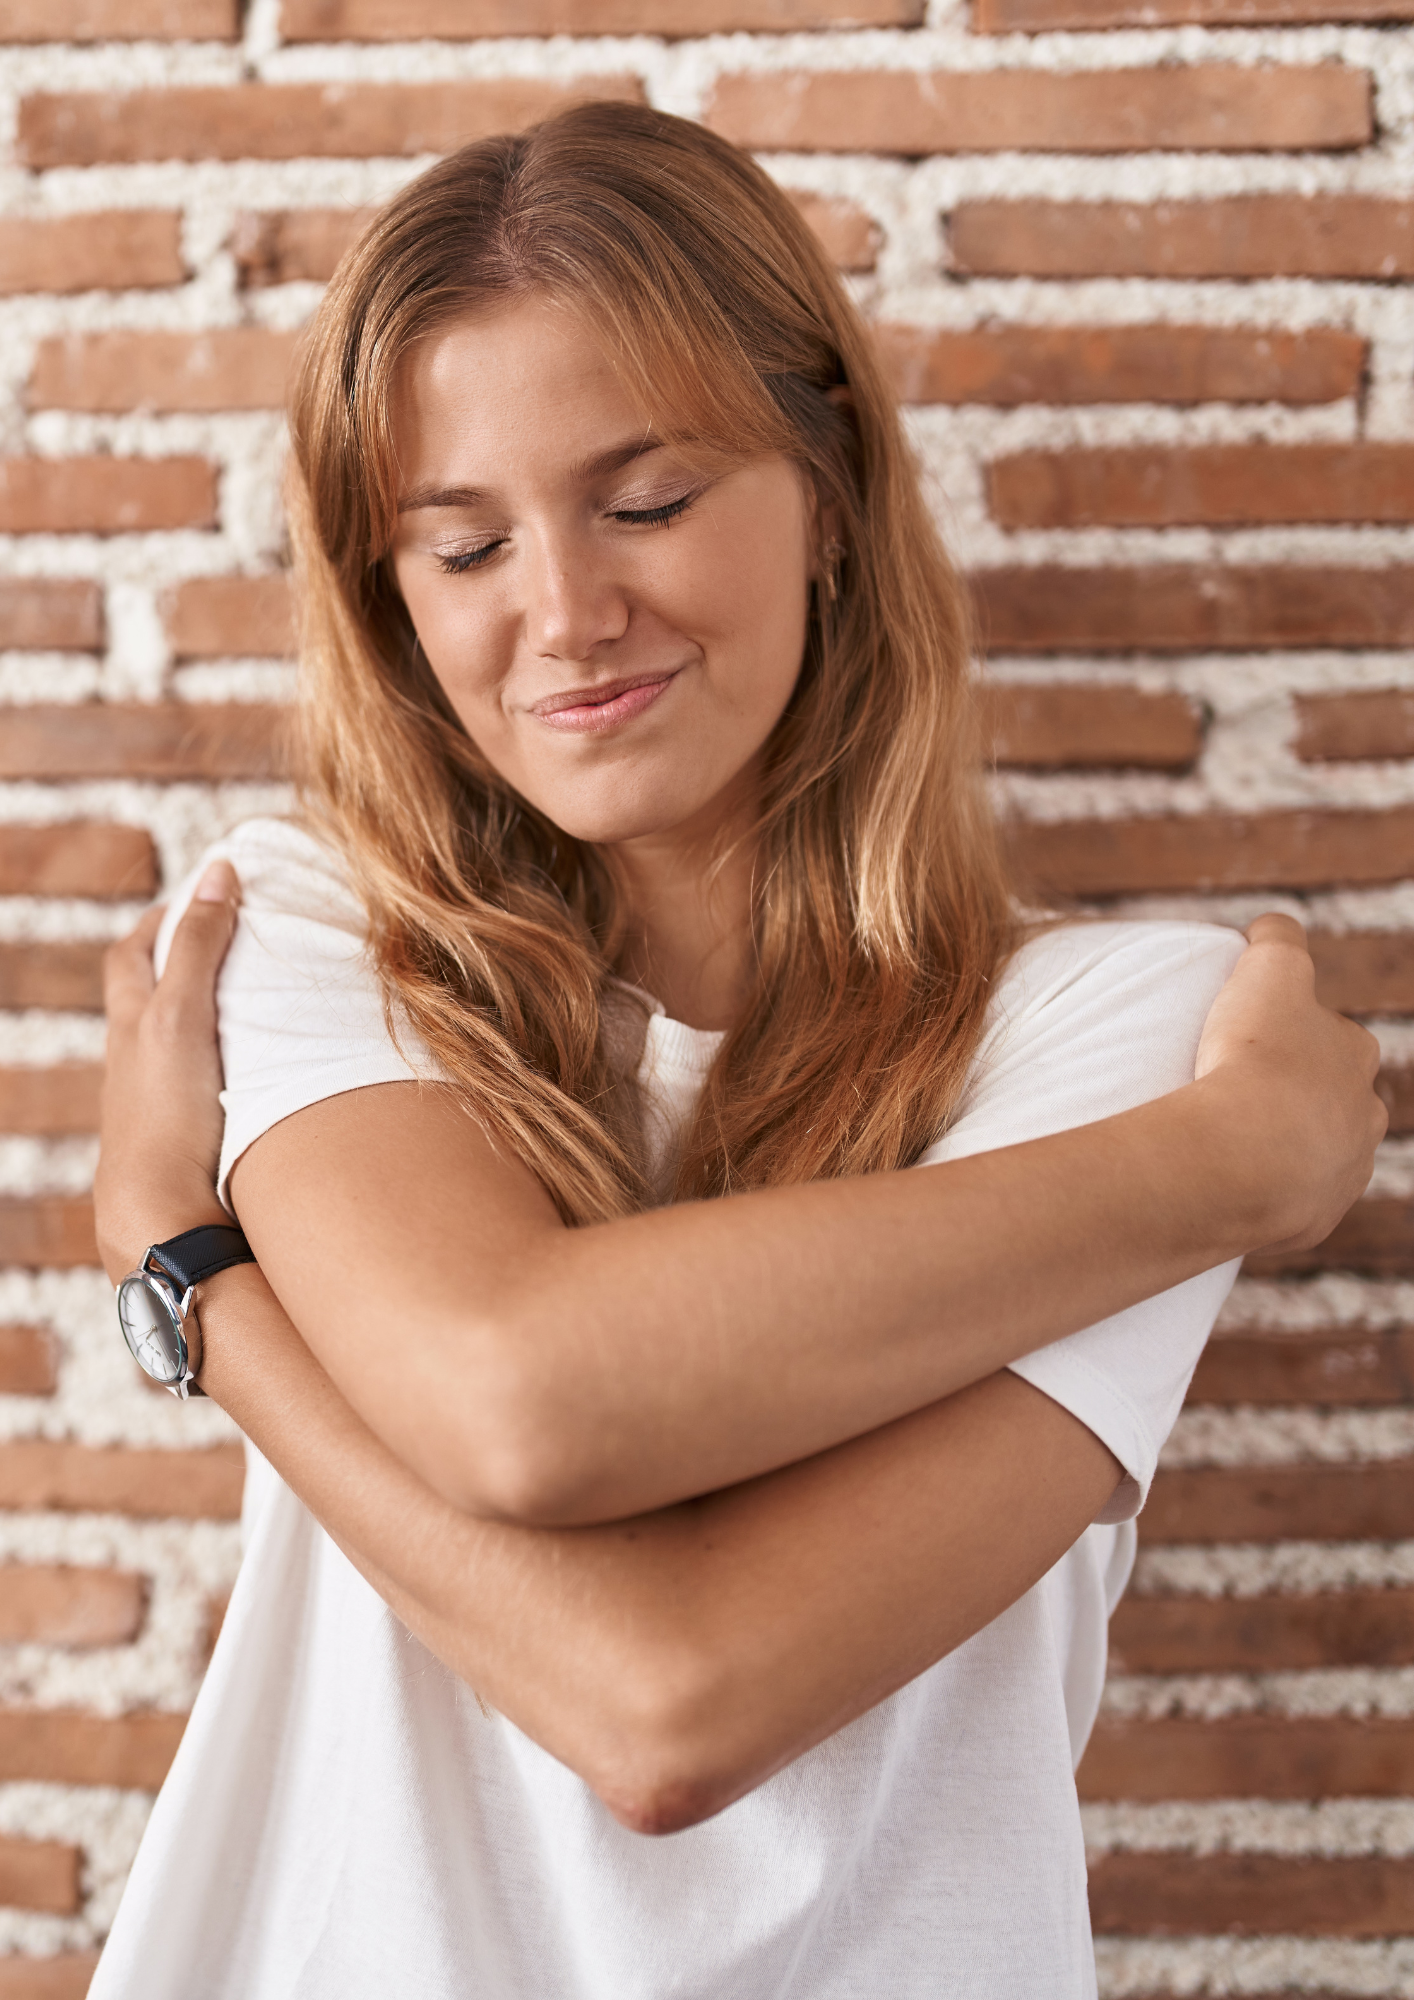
top-left (94, 860), bottom-right (242, 1285)
top-left (1194, 913), bottom-right (1387, 1254)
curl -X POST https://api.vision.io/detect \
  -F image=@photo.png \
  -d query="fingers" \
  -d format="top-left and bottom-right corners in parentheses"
top-left (154, 862), bottom-right (242, 1030)
top-left (103, 903), bottom-right (166, 1027)
top-left (193, 857), bottom-right (240, 908)
top-left (1245, 912), bottom-right (1309, 953)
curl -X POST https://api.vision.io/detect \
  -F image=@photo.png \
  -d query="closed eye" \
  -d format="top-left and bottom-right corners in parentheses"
top-left (435, 490), bottom-right (696, 573)
top-left (613, 494), bottom-right (694, 528)
top-left (438, 542), bottom-right (504, 575)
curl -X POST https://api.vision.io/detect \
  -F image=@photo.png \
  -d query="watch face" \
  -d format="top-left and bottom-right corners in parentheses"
top-left (117, 1274), bottom-right (185, 1384)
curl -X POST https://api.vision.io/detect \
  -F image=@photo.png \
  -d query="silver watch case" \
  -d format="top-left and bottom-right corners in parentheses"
top-left (116, 1252), bottom-right (204, 1399)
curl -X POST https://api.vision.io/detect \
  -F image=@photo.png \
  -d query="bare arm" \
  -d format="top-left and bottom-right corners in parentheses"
top-left (96, 896), bottom-right (1121, 1831)
top-left (184, 1253), bottom-right (1123, 1834)
top-left (96, 869), bottom-right (1385, 1528)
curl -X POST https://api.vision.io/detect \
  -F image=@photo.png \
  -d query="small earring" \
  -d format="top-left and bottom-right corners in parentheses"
top-left (821, 539), bottom-right (845, 605)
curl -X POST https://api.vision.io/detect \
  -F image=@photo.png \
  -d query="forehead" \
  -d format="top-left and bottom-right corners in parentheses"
top-left (392, 295), bottom-right (650, 485)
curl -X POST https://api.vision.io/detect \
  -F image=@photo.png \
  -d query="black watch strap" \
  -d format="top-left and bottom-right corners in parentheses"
top-left (147, 1223), bottom-right (255, 1293)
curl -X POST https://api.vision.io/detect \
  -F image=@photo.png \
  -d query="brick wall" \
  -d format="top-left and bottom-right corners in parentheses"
top-left (0, 0), bottom-right (1411, 1993)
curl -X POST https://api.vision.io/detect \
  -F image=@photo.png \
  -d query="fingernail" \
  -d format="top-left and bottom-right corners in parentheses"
top-left (195, 861), bottom-right (232, 904)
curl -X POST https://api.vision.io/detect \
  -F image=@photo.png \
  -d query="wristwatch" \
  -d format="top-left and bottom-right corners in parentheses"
top-left (116, 1224), bottom-right (256, 1400)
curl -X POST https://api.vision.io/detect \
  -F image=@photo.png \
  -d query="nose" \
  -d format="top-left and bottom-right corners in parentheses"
top-left (522, 532), bottom-right (630, 664)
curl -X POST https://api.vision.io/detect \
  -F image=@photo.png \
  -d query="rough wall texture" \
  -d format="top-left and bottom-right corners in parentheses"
top-left (0, 0), bottom-right (1412, 1994)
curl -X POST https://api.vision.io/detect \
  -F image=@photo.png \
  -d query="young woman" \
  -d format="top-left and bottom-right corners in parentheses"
top-left (91, 104), bottom-right (1383, 1998)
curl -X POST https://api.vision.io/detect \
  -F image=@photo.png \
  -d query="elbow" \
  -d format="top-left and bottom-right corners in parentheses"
top-left (599, 1773), bottom-right (729, 1839)
top-left (576, 1644), bottom-right (757, 1838)
top-left (462, 1440), bottom-right (598, 1530)
top-left (418, 1341), bottom-right (605, 1528)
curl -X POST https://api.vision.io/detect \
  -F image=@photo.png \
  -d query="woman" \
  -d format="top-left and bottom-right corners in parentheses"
top-left (91, 104), bottom-right (1382, 1997)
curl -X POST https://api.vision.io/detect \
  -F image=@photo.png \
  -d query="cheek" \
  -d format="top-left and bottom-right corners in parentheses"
top-left (718, 542), bottom-right (811, 729)
top-left (395, 565), bottom-right (507, 721)
top-left (670, 500), bottom-right (811, 707)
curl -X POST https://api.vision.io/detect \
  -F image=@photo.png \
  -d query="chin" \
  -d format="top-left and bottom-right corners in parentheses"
top-left (535, 778), bottom-right (712, 848)
top-left (548, 807), bottom-right (688, 846)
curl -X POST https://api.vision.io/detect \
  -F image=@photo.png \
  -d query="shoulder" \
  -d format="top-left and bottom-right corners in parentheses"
top-left (155, 814), bottom-right (413, 1075)
top-left (985, 919), bottom-right (1246, 1054)
top-left (923, 920), bottom-right (1246, 1162)
top-left (155, 817), bottom-right (364, 976)
top-left (204, 815), bottom-right (354, 910)
top-left (161, 822), bottom-right (440, 1204)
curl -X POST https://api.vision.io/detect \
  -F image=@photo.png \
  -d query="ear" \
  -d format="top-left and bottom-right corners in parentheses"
top-left (806, 477), bottom-right (846, 582)
top-left (802, 383), bottom-right (856, 582)
top-left (816, 385), bottom-right (855, 568)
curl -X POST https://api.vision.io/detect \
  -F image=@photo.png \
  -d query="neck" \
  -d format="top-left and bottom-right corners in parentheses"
top-left (606, 782), bottom-right (760, 1033)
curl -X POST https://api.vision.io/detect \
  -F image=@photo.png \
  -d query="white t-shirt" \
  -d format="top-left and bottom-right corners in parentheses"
top-left (91, 817), bottom-right (1243, 2000)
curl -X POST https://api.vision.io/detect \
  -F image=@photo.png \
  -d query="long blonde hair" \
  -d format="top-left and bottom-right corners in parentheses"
top-left (286, 101), bottom-right (1015, 1224)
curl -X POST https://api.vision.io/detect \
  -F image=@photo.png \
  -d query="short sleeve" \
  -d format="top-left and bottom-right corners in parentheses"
top-left (155, 818), bottom-right (444, 1209)
top-left (915, 920), bottom-right (1247, 1523)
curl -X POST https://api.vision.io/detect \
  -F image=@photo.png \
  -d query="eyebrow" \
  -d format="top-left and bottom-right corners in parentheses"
top-left (396, 435), bottom-right (665, 514)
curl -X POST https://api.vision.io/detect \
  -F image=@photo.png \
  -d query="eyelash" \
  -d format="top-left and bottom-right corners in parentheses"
top-left (615, 493), bottom-right (694, 529)
top-left (436, 493), bottom-right (696, 576)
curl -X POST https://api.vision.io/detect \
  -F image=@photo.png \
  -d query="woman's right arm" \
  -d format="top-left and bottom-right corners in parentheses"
top-left (178, 1254), bottom-right (1127, 1836)
top-left (100, 881), bottom-right (1384, 1528)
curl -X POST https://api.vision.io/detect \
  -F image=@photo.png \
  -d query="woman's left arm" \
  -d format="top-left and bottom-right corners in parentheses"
top-left (97, 864), bottom-right (1119, 1834)
top-left (170, 1258), bottom-right (1119, 1837)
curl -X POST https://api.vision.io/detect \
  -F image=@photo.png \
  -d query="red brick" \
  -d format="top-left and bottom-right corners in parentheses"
top-left (0, 213), bottom-right (183, 297)
top-left (284, 0), bottom-right (922, 29)
top-left (0, 825), bottom-right (156, 899)
top-left (981, 0), bottom-right (1413, 23)
top-left (0, 581), bottom-right (102, 653)
top-left (0, 1565), bottom-right (145, 1646)
top-left (0, 1201), bottom-right (98, 1268)
top-left (30, 330), bottom-right (301, 415)
top-left (1009, 807), bottom-right (1414, 897)
top-left (0, 1327), bottom-right (57, 1396)
top-left (0, 1707), bottom-right (183, 1789)
top-left (1191, 1326), bottom-right (1414, 1403)
top-left (1245, 1198), bottom-right (1413, 1278)
top-left (0, 945), bottom-right (105, 1012)
top-left (231, 206), bottom-right (371, 287)
top-left (1379, 1063), bottom-right (1414, 1133)
top-left (1296, 689), bottom-right (1414, 762)
top-left (17, 78), bottom-right (646, 168)
top-left (1089, 1852), bottom-right (1414, 1936)
top-left (0, 458), bottom-right (216, 536)
top-left (0, 705), bottom-right (285, 781)
top-left (0, 1958), bottom-right (100, 2000)
top-left (705, 66), bottom-right (1370, 155)
top-left (1109, 1588), bottom-right (1414, 1673)
top-left (984, 684), bottom-right (1202, 769)
top-left (0, 1067), bottom-right (101, 1136)
top-left (0, 1441), bottom-right (244, 1518)
top-left (949, 194), bottom-right (1414, 279)
top-left (973, 565), bottom-right (1414, 653)
top-left (990, 443), bottom-right (1414, 529)
top-left (1142, 1462), bottom-right (1414, 1543)
top-left (875, 322), bottom-right (1363, 407)
top-left (1078, 1714), bottom-right (1414, 1799)
top-left (164, 575), bottom-right (294, 659)
top-left (1311, 930), bottom-right (1414, 1015)
top-left (0, 1837), bottom-right (79, 1918)
top-left (787, 192), bottom-right (880, 273)
top-left (2, 0), bottom-right (236, 34)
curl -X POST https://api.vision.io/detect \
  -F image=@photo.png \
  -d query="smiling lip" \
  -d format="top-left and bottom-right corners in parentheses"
top-left (532, 670), bottom-right (679, 733)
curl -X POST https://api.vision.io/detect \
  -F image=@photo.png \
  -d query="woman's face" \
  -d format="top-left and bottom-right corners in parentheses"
top-left (388, 293), bottom-right (815, 848)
